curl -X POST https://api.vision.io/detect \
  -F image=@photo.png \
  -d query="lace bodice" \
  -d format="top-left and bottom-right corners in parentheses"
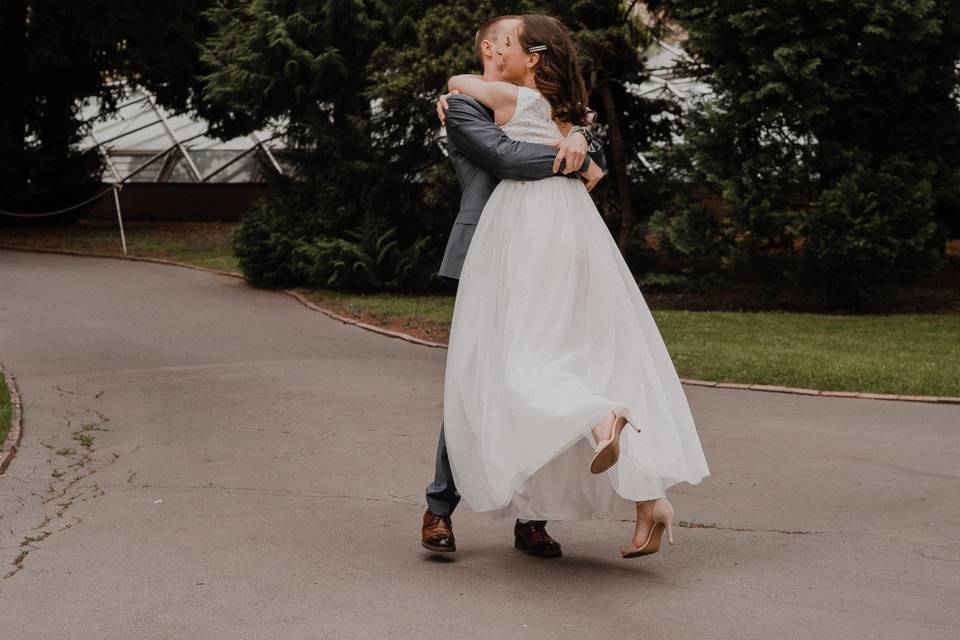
top-left (501, 86), bottom-right (563, 144)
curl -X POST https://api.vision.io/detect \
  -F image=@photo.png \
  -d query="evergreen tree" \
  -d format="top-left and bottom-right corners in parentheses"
top-left (646, 0), bottom-right (960, 307)
top-left (203, 0), bottom-right (443, 290)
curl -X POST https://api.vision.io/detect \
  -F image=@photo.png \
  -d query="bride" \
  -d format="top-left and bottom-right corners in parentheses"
top-left (441, 13), bottom-right (710, 558)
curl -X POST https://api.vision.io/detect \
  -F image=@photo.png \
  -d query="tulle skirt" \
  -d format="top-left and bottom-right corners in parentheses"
top-left (442, 176), bottom-right (710, 521)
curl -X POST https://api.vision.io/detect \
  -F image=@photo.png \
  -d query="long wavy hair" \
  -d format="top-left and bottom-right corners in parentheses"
top-left (517, 14), bottom-right (590, 127)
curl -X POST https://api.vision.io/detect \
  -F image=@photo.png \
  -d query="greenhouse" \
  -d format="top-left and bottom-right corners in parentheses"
top-left (77, 87), bottom-right (287, 221)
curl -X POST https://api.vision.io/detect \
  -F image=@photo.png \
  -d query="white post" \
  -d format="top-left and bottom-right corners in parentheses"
top-left (113, 184), bottom-right (128, 256)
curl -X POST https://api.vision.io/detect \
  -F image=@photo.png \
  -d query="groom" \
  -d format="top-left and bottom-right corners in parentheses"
top-left (421, 14), bottom-right (607, 557)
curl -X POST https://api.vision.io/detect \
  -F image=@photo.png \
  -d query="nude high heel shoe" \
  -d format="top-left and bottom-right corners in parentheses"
top-left (589, 408), bottom-right (640, 475)
top-left (621, 497), bottom-right (674, 558)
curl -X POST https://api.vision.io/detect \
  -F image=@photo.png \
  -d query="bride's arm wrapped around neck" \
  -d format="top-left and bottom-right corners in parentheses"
top-left (447, 74), bottom-right (519, 124)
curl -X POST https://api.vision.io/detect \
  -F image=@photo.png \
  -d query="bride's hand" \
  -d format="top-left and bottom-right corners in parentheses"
top-left (551, 132), bottom-right (588, 174)
top-left (436, 90), bottom-right (461, 125)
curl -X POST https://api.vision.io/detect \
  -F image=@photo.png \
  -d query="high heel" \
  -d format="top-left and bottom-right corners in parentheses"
top-left (589, 407), bottom-right (640, 475)
top-left (620, 497), bottom-right (674, 558)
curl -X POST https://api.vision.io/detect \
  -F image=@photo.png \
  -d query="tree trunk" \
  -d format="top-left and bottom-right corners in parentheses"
top-left (0, 0), bottom-right (27, 193)
top-left (598, 79), bottom-right (632, 252)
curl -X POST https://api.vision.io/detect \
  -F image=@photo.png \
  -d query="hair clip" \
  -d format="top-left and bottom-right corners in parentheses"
top-left (526, 44), bottom-right (548, 53)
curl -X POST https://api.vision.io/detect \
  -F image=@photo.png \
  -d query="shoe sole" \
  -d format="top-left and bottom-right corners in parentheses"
top-left (514, 539), bottom-right (562, 557)
top-left (590, 414), bottom-right (631, 474)
top-left (590, 443), bottom-right (619, 474)
top-left (621, 522), bottom-right (665, 558)
top-left (421, 540), bottom-right (457, 553)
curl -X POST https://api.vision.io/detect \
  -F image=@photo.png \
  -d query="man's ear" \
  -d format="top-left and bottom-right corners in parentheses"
top-left (481, 39), bottom-right (495, 59)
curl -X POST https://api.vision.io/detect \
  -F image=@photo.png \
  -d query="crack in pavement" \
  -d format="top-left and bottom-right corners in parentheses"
top-left (2, 398), bottom-right (118, 581)
top-left (674, 521), bottom-right (824, 534)
top-left (605, 516), bottom-right (825, 534)
top-left (610, 519), bottom-right (949, 536)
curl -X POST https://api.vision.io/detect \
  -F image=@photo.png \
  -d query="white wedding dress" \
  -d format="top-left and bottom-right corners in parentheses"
top-left (442, 85), bottom-right (710, 521)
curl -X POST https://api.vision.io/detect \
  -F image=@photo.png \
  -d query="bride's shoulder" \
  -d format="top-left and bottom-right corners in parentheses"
top-left (515, 85), bottom-right (538, 101)
top-left (515, 85), bottom-right (549, 109)
top-left (512, 86), bottom-right (551, 116)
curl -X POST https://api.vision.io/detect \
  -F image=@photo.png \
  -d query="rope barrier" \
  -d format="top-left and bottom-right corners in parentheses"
top-left (0, 185), bottom-right (117, 219)
top-left (0, 183), bottom-right (129, 255)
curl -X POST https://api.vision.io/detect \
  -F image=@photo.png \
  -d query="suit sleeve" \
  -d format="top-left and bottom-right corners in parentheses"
top-left (584, 129), bottom-right (608, 174)
top-left (443, 96), bottom-right (590, 180)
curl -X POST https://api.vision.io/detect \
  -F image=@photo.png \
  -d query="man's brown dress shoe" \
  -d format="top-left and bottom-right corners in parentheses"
top-left (514, 520), bottom-right (562, 557)
top-left (421, 509), bottom-right (456, 553)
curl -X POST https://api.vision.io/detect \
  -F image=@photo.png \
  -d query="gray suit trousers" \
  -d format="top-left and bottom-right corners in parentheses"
top-left (425, 423), bottom-right (546, 526)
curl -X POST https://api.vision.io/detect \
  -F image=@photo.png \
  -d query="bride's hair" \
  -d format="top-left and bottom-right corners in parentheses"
top-left (518, 14), bottom-right (590, 126)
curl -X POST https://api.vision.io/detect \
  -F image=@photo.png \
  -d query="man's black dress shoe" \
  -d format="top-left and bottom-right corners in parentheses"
top-left (422, 509), bottom-right (456, 552)
top-left (514, 520), bottom-right (562, 557)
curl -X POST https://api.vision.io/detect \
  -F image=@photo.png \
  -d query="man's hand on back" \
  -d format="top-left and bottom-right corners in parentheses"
top-left (551, 131), bottom-right (588, 174)
top-left (437, 90), bottom-right (461, 125)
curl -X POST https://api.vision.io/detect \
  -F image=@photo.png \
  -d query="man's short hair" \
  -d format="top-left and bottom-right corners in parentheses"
top-left (474, 15), bottom-right (518, 64)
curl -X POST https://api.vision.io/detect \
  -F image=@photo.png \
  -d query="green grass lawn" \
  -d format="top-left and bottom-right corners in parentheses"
top-left (0, 373), bottom-right (11, 449)
top-left (0, 220), bottom-right (240, 273)
top-left (3, 219), bottom-right (958, 397)
top-left (297, 289), bottom-right (960, 397)
top-left (652, 310), bottom-right (960, 397)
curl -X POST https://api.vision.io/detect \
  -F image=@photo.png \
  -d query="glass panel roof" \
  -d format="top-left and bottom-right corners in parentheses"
top-left (79, 87), bottom-right (286, 183)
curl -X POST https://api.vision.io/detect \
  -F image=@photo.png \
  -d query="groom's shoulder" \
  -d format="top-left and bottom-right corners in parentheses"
top-left (446, 93), bottom-right (494, 121)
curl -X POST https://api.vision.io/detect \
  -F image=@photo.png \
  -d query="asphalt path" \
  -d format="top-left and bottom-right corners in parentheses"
top-left (1, 248), bottom-right (957, 639)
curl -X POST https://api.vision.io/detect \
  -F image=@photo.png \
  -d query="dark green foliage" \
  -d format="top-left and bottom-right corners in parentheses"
top-left (648, 200), bottom-right (721, 259)
top-left (292, 222), bottom-right (434, 290)
top-left (646, 0), bottom-right (960, 307)
top-left (232, 193), bottom-right (435, 290)
top-left (787, 152), bottom-right (942, 307)
top-left (204, 0), bottom-right (447, 292)
top-left (231, 198), bottom-right (301, 287)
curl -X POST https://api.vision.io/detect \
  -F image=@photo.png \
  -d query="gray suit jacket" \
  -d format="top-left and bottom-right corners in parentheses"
top-left (437, 94), bottom-right (607, 280)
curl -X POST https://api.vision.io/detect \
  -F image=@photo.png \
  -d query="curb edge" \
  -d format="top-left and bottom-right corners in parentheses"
top-left (679, 378), bottom-right (960, 405)
top-left (0, 363), bottom-right (24, 477)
